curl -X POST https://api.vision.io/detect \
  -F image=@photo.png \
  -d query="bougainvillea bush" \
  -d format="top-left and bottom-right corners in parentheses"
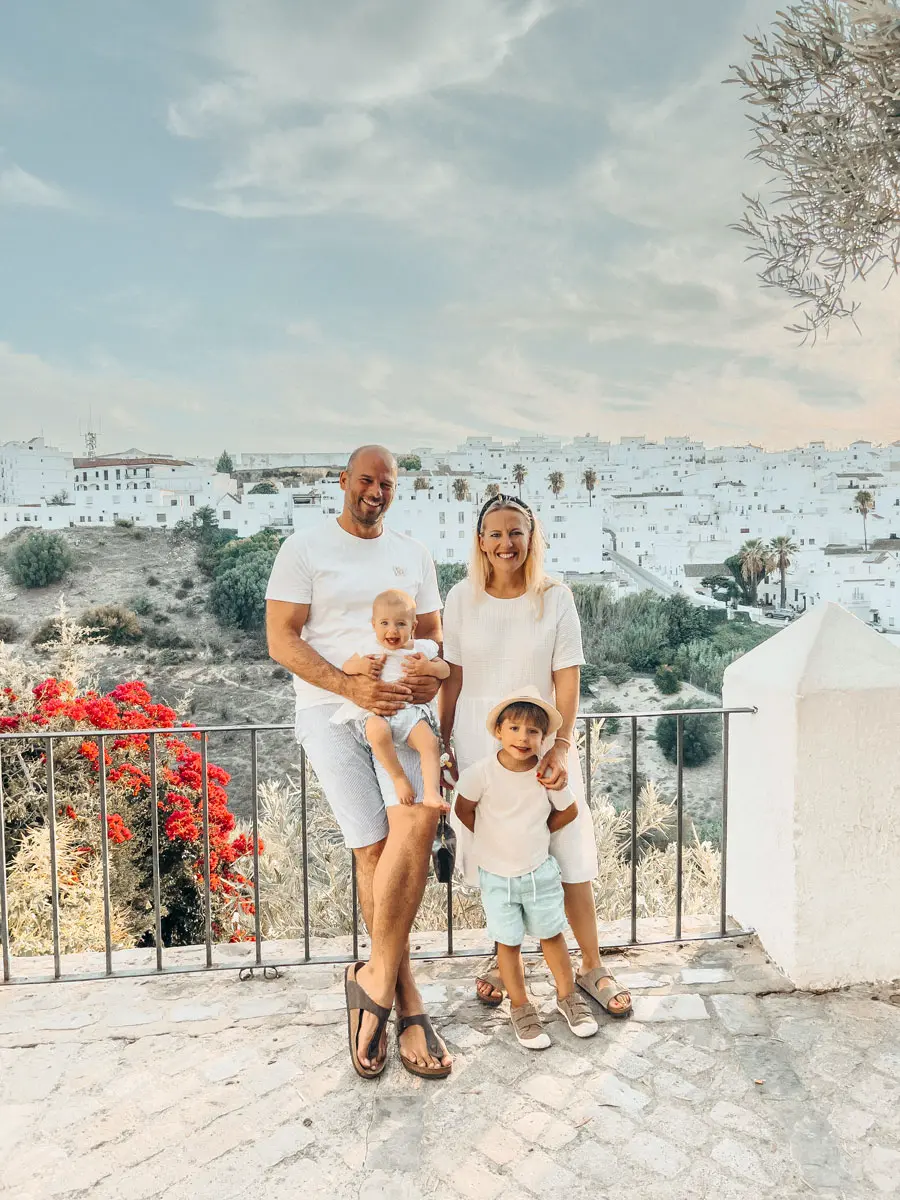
top-left (0, 664), bottom-right (260, 956)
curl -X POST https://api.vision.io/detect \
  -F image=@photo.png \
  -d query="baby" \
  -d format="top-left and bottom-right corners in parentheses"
top-left (334, 589), bottom-right (449, 809)
top-left (454, 687), bottom-right (598, 1048)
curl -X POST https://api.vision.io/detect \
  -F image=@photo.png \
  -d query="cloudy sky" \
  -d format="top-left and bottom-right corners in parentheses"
top-left (2, 0), bottom-right (898, 457)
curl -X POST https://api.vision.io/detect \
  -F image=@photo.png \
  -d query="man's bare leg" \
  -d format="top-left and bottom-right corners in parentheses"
top-left (364, 716), bottom-right (415, 805)
top-left (405, 721), bottom-right (445, 810)
top-left (353, 804), bottom-right (451, 1071)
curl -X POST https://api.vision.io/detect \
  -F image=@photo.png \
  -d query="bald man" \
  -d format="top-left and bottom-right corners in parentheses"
top-left (266, 445), bottom-right (452, 1079)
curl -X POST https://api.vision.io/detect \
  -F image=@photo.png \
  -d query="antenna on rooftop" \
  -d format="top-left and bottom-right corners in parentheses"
top-left (80, 410), bottom-right (99, 459)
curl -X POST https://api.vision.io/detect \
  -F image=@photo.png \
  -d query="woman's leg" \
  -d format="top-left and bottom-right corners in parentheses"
top-left (563, 880), bottom-right (630, 1015)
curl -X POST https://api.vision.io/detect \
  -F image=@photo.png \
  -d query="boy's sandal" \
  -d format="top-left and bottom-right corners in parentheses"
top-left (396, 1014), bottom-right (452, 1079)
top-left (576, 966), bottom-right (633, 1018)
top-left (557, 992), bottom-right (599, 1038)
top-left (510, 1002), bottom-right (551, 1049)
top-left (475, 959), bottom-right (504, 1007)
top-left (345, 961), bottom-right (392, 1079)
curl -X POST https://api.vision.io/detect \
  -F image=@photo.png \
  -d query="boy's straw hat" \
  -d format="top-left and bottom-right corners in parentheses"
top-left (485, 685), bottom-right (563, 738)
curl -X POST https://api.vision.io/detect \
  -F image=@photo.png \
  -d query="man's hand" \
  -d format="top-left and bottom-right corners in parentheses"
top-left (405, 674), bottom-right (441, 704)
top-left (344, 674), bottom-right (411, 716)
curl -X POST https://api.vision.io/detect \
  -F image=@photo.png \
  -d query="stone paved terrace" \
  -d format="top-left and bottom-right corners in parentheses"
top-left (2, 935), bottom-right (900, 1200)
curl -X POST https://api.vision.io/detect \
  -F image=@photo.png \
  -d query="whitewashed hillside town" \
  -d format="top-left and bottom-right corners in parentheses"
top-left (3, 432), bottom-right (900, 633)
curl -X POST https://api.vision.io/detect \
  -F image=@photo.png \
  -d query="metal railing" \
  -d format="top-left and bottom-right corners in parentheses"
top-left (0, 706), bottom-right (755, 986)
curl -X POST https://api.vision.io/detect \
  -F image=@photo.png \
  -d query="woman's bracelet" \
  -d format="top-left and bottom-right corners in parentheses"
top-left (555, 735), bottom-right (572, 748)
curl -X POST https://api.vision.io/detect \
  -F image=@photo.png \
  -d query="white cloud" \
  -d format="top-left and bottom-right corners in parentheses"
top-left (168, 0), bottom-right (553, 135)
top-left (0, 162), bottom-right (70, 209)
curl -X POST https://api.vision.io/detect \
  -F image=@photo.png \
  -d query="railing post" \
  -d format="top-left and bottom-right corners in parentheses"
top-left (149, 733), bottom-right (163, 971)
top-left (720, 712), bottom-right (730, 937)
top-left (0, 750), bottom-right (10, 982)
top-left (46, 738), bottom-right (61, 979)
top-left (200, 734), bottom-right (212, 968)
top-left (96, 735), bottom-right (113, 976)
top-left (630, 716), bottom-right (638, 944)
top-left (301, 747), bottom-right (310, 962)
top-left (250, 730), bottom-right (263, 965)
top-left (675, 715), bottom-right (684, 941)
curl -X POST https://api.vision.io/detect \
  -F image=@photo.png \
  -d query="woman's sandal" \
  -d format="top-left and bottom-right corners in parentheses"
top-left (475, 959), bottom-right (505, 1008)
top-left (576, 966), bottom-right (633, 1018)
top-left (345, 961), bottom-right (392, 1079)
top-left (396, 1014), bottom-right (452, 1079)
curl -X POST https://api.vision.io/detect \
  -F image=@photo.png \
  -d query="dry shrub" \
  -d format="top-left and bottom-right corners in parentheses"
top-left (6, 822), bottom-right (131, 956)
top-left (253, 747), bottom-right (721, 940)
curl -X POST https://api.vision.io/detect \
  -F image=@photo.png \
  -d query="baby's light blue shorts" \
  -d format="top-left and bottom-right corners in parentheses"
top-left (478, 856), bottom-right (567, 946)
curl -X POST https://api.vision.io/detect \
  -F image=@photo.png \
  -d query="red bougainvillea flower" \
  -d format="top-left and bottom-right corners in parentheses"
top-left (106, 814), bottom-right (133, 844)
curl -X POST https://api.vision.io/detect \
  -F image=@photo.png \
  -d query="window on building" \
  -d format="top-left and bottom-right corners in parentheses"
top-left (809, 538), bottom-right (815, 546)
top-left (560, 532), bottom-right (566, 539)
top-left (189, 495), bottom-right (195, 507)
top-left (440, 531), bottom-right (447, 539)
top-left (458, 511), bottom-right (465, 523)
top-left (634, 541), bottom-right (640, 548)
top-left (554, 515), bottom-right (565, 523)
top-left (170, 499), bottom-right (177, 506)
top-left (439, 512), bottom-right (445, 524)
top-left (458, 530), bottom-right (465, 538)
top-left (222, 510), bottom-right (231, 520)
top-left (446, 549), bottom-right (455, 559)
top-left (156, 513), bottom-right (166, 523)
top-left (79, 516), bottom-right (85, 523)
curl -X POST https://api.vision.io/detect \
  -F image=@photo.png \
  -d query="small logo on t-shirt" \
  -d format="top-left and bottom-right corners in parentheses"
top-left (393, 566), bottom-right (406, 577)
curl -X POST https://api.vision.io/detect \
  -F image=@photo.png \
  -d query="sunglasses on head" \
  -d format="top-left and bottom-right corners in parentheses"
top-left (476, 493), bottom-right (535, 533)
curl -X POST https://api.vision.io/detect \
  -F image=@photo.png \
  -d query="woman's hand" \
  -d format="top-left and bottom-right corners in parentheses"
top-left (537, 740), bottom-right (569, 791)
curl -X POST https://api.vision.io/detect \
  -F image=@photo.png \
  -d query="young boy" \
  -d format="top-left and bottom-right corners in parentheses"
top-left (454, 687), bottom-right (598, 1048)
top-left (333, 589), bottom-right (450, 810)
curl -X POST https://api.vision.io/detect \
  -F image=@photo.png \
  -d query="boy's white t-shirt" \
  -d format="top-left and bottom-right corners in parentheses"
top-left (331, 638), bottom-right (440, 723)
top-left (265, 520), bottom-right (442, 712)
top-left (455, 753), bottom-right (575, 879)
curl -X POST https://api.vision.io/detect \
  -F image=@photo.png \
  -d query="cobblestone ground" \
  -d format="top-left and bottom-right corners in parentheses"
top-left (1, 937), bottom-right (899, 1199)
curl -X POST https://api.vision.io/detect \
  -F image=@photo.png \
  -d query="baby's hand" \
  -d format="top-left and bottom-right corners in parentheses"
top-left (361, 654), bottom-right (385, 679)
top-left (401, 653), bottom-right (428, 677)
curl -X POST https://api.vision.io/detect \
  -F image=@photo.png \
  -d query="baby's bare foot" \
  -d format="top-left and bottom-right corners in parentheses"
top-left (423, 789), bottom-right (449, 811)
top-left (394, 775), bottom-right (416, 805)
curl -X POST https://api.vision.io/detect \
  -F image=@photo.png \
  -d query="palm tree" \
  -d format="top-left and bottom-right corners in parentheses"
top-left (414, 476), bottom-right (430, 492)
top-left (738, 538), bottom-right (772, 607)
top-left (548, 471), bottom-right (565, 497)
top-left (855, 490), bottom-right (875, 550)
top-left (512, 463), bottom-right (527, 496)
top-left (582, 468), bottom-right (597, 506)
top-left (452, 477), bottom-right (470, 502)
top-left (484, 483), bottom-right (501, 500)
top-left (769, 535), bottom-right (799, 610)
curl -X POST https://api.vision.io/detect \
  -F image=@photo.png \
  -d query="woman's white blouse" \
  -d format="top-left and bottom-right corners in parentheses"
top-left (443, 579), bottom-right (598, 885)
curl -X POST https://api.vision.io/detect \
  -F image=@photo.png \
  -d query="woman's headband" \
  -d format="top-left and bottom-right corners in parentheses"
top-left (476, 493), bottom-right (535, 533)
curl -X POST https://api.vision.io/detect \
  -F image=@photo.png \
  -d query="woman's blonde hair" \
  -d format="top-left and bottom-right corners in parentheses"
top-left (468, 494), bottom-right (558, 612)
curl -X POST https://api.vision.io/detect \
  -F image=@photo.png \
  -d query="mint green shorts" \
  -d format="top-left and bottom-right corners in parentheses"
top-left (478, 856), bottom-right (567, 946)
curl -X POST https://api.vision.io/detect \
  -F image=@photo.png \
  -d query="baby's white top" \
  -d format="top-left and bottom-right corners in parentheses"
top-left (331, 637), bottom-right (439, 722)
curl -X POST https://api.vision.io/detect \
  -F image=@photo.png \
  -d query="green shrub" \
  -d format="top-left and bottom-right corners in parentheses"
top-left (209, 552), bottom-right (274, 631)
top-left (655, 701), bottom-right (719, 767)
top-left (156, 648), bottom-right (195, 665)
top-left (114, 518), bottom-right (134, 529)
top-left (131, 530), bottom-right (145, 541)
top-left (0, 616), bottom-right (20, 643)
top-left (146, 574), bottom-right (161, 587)
top-left (31, 618), bottom-right (63, 646)
top-left (5, 532), bottom-right (73, 589)
top-left (179, 577), bottom-right (194, 591)
top-left (602, 662), bottom-right (632, 687)
top-left (174, 589), bottom-right (189, 600)
top-left (271, 666), bottom-right (291, 681)
top-left (151, 612), bottom-right (170, 625)
top-left (597, 701), bottom-right (621, 735)
top-left (144, 626), bottom-right (193, 650)
top-left (130, 595), bottom-right (154, 617)
top-left (580, 663), bottom-right (603, 694)
top-left (654, 665), bottom-right (681, 695)
top-left (79, 605), bottom-right (143, 646)
top-left (248, 481), bottom-right (278, 494)
top-left (436, 562), bottom-right (468, 601)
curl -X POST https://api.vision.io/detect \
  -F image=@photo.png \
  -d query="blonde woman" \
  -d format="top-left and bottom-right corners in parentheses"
top-left (438, 493), bottom-right (631, 1018)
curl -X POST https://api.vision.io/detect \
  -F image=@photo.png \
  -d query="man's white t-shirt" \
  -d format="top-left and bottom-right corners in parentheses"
top-left (265, 519), bottom-right (442, 712)
top-left (455, 753), bottom-right (575, 878)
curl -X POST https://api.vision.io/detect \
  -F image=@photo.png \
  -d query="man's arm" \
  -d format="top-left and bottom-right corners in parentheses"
top-left (266, 600), bottom-right (409, 716)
